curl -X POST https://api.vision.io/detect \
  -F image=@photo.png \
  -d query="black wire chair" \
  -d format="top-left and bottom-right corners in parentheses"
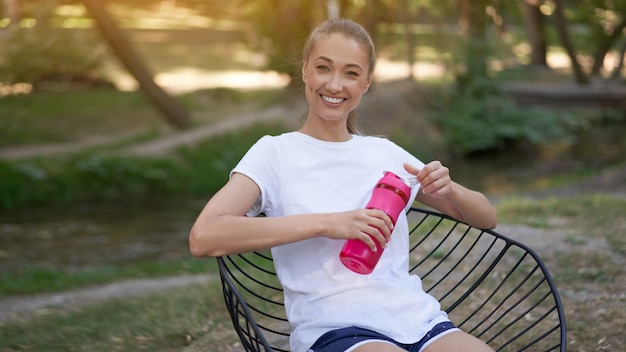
top-left (217, 207), bottom-right (567, 352)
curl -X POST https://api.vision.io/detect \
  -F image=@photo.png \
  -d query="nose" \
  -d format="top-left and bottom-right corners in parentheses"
top-left (326, 72), bottom-right (343, 92)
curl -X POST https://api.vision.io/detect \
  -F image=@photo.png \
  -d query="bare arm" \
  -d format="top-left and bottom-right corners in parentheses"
top-left (189, 172), bottom-right (394, 257)
top-left (404, 163), bottom-right (497, 230)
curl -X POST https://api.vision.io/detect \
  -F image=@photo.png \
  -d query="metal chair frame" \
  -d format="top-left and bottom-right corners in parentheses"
top-left (217, 207), bottom-right (567, 352)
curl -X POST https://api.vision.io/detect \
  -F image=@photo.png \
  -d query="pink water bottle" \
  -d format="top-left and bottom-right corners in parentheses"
top-left (340, 171), bottom-right (411, 274)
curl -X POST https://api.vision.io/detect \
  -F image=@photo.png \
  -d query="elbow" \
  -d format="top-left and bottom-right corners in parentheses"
top-left (465, 206), bottom-right (497, 230)
top-left (490, 216), bottom-right (498, 230)
top-left (466, 217), bottom-right (497, 231)
top-left (483, 208), bottom-right (498, 230)
top-left (485, 218), bottom-right (498, 230)
top-left (189, 226), bottom-right (223, 258)
top-left (188, 228), bottom-right (207, 257)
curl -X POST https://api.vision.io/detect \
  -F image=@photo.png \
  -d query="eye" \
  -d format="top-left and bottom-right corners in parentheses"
top-left (316, 65), bottom-right (330, 72)
top-left (345, 70), bottom-right (360, 78)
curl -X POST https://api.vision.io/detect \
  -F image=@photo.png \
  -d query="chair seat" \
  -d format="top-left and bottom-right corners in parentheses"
top-left (217, 207), bottom-right (566, 352)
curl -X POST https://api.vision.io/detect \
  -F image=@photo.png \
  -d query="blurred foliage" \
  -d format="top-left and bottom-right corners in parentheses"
top-left (236, 0), bottom-right (319, 85)
top-left (429, 76), bottom-right (586, 156)
top-left (1, 0), bottom-right (623, 86)
top-left (570, 0), bottom-right (626, 53)
top-left (0, 122), bottom-right (287, 211)
top-left (0, 7), bottom-right (108, 90)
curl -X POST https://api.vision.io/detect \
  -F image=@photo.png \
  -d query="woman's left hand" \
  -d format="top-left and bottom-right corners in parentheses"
top-left (404, 162), bottom-right (453, 199)
top-left (404, 162), bottom-right (497, 230)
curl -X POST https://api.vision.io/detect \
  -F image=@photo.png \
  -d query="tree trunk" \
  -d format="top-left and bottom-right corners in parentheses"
top-left (591, 18), bottom-right (626, 76)
top-left (523, 0), bottom-right (548, 67)
top-left (458, 0), bottom-right (470, 34)
top-left (464, 0), bottom-right (489, 78)
top-left (552, 0), bottom-right (590, 84)
top-left (363, 0), bottom-right (383, 45)
top-left (400, 0), bottom-right (415, 80)
top-left (80, 0), bottom-right (189, 128)
top-left (1, 0), bottom-right (20, 35)
top-left (3, 0), bottom-right (20, 24)
top-left (610, 39), bottom-right (626, 80)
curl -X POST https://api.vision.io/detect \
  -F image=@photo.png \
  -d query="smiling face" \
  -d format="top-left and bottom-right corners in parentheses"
top-left (302, 32), bottom-right (372, 129)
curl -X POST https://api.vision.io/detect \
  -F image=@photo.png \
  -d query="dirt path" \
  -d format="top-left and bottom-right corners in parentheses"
top-left (0, 274), bottom-right (215, 325)
top-left (0, 102), bottom-right (305, 161)
top-left (123, 102), bottom-right (304, 157)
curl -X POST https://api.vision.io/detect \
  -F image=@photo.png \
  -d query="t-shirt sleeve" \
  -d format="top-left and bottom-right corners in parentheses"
top-left (230, 135), bottom-right (279, 217)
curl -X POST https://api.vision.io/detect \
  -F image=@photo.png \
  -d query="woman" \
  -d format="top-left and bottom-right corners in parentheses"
top-left (190, 18), bottom-right (497, 352)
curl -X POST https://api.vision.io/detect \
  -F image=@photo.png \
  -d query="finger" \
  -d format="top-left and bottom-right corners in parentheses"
top-left (358, 231), bottom-right (380, 252)
top-left (420, 162), bottom-right (450, 193)
top-left (361, 226), bottom-right (386, 251)
top-left (366, 209), bottom-right (394, 236)
top-left (403, 162), bottom-right (419, 175)
top-left (424, 175), bottom-right (446, 195)
top-left (428, 174), bottom-right (453, 197)
top-left (416, 162), bottom-right (437, 183)
top-left (418, 171), bottom-right (437, 193)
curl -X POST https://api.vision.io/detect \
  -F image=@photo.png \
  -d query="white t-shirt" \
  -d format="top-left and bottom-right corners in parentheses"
top-left (232, 132), bottom-right (449, 352)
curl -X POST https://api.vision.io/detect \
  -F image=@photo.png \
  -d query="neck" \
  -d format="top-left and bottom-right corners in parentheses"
top-left (298, 119), bottom-right (352, 142)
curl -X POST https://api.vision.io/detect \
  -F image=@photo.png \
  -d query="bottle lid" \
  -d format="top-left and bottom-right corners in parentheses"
top-left (380, 171), bottom-right (411, 202)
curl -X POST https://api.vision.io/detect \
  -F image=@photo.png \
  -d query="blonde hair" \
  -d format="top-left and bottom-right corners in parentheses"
top-left (302, 19), bottom-right (376, 134)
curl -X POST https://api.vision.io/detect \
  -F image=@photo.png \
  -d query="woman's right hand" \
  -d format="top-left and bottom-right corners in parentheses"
top-left (190, 173), bottom-right (396, 257)
top-left (321, 209), bottom-right (393, 252)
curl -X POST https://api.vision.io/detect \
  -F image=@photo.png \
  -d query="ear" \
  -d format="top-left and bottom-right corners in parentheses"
top-left (364, 77), bottom-right (372, 93)
top-left (301, 63), bottom-right (308, 83)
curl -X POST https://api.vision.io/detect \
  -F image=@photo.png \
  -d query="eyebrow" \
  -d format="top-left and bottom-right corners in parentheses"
top-left (315, 56), bottom-right (364, 71)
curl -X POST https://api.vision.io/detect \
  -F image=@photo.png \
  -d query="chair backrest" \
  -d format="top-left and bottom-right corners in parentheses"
top-left (217, 207), bottom-right (567, 352)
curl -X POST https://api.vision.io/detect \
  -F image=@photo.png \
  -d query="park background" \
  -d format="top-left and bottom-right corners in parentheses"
top-left (0, 0), bottom-right (625, 351)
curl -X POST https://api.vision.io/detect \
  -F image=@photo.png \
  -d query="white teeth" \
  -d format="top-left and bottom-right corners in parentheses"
top-left (322, 95), bottom-right (344, 104)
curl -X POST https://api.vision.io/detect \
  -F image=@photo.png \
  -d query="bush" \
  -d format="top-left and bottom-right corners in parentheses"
top-left (0, 122), bottom-right (287, 211)
top-left (0, 25), bottom-right (108, 90)
top-left (429, 77), bottom-right (587, 156)
top-left (0, 156), bottom-right (179, 210)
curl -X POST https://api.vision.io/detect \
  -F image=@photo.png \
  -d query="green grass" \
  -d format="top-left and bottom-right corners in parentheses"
top-left (0, 258), bottom-right (216, 297)
top-left (0, 89), bottom-right (158, 147)
top-left (0, 282), bottom-right (238, 352)
top-left (497, 194), bottom-right (626, 352)
top-left (497, 194), bottom-right (626, 254)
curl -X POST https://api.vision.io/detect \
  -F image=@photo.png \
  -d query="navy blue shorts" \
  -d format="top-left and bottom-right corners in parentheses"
top-left (310, 321), bottom-right (458, 352)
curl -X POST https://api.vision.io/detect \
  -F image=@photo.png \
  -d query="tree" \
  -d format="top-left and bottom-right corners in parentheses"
top-left (522, 0), bottom-right (548, 67)
top-left (552, 0), bottom-right (590, 84)
top-left (459, 0), bottom-right (491, 80)
top-left (610, 39), bottom-right (626, 79)
top-left (1, 0), bottom-right (20, 32)
top-left (80, 0), bottom-right (189, 128)
top-left (3, 0), bottom-right (20, 22)
top-left (590, 12), bottom-right (626, 76)
top-left (399, 0), bottom-right (416, 80)
top-left (240, 0), bottom-right (320, 90)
